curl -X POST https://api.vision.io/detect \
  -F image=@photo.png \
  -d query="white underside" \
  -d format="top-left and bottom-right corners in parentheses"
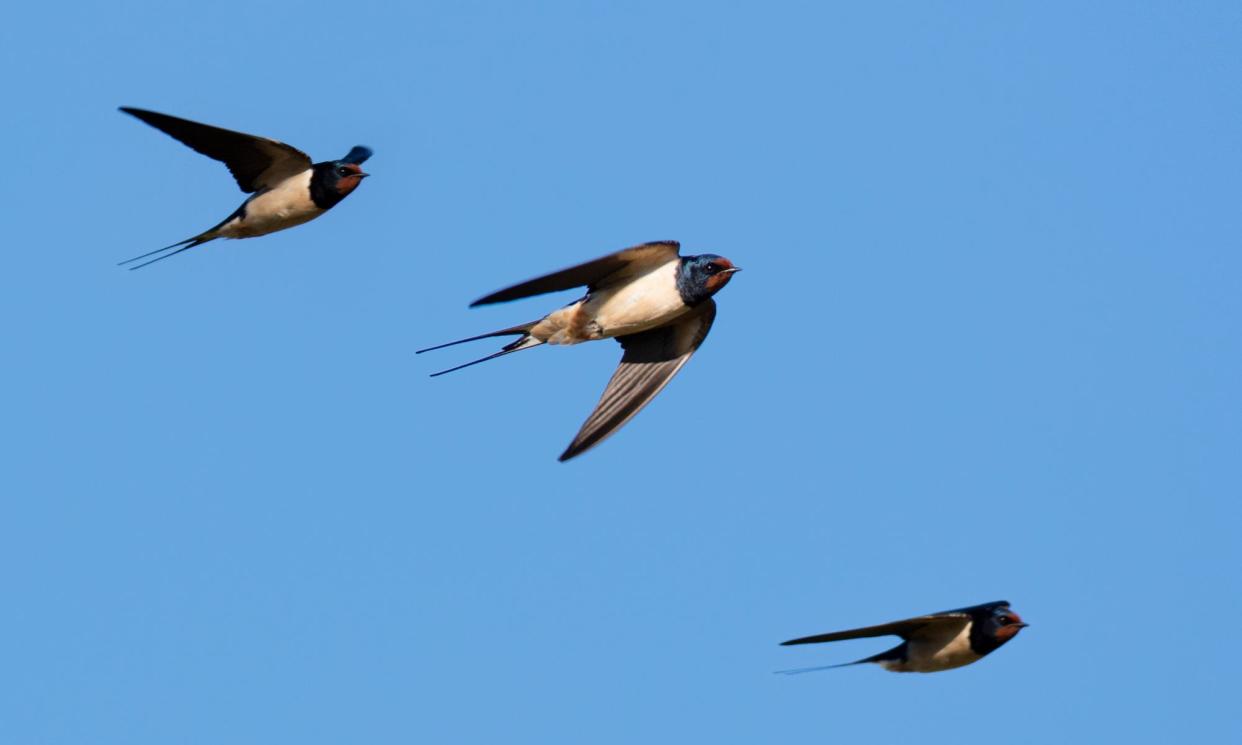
top-left (588, 259), bottom-right (688, 336)
top-left (532, 259), bottom-right (688, 344)
top-left (214, 170), bottom-right (321, 239)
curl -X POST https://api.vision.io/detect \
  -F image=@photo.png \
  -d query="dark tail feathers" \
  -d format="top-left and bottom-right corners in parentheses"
top-left (776, 642), bottom-right (904, 675)
top-left (416, 321), bottom-right (542, 377)
top-left (118, 234), bottom-right (216, 270)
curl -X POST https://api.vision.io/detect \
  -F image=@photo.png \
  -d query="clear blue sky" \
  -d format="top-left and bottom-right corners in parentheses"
top-left (3, 2), bottom-right (1239, 742)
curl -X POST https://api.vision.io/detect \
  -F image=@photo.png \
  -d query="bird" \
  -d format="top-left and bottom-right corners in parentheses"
top-left (117, 107), bottom-right (372, 269)
top-left (417, 241), bottom-right (741, 461)
top-left (777, 600), bottom-right (1028, 674)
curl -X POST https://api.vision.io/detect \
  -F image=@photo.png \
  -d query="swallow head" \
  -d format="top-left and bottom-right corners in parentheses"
top-left (677, 254), bottom-right (741, 306)
top-left (985, 606), bottom-right (1028, 645)
top-left (311, 149), bottom-right (372, 207)
top-left (329, 161), bottom-right (370, 196)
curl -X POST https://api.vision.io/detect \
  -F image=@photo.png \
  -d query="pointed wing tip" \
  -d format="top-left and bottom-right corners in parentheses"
top-left (343, 145), bottom-right (373, 164)
top-left (779, 637), bottom-right (816, 646)
top-left (468, 291), bottom-right (510, 307)
top-left (469, 287), bottom-right (529, 306)
top-left (469, 289), bottom-right (519, 304)
top-left (558, 430), bottom-right (606, 461)
top-left (118, 106), bottom-right (156, 118)
top-left (558, 427), bottom-right (612, 462)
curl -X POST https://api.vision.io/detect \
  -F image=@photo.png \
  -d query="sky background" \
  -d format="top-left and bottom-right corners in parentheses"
top-left (3, 2), bottom-right (1239, 742)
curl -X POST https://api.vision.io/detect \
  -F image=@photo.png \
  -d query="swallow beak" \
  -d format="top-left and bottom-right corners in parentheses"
top-left (723, 267), bottom-right (741, 274)
top-left (358, 172), bottom-right (371, 179)
top-left (1015, 622), bottom-right (1030, 629)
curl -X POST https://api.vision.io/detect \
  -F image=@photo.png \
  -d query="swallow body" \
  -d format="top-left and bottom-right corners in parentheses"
top-left (417, 241), bottom-right (740, 461)
top-left (778, 600), bottom-right (1028, 674)
top-left (118, 107), bottom-right (372, 269)
top-left (525, 258), bottom-right (686, 344)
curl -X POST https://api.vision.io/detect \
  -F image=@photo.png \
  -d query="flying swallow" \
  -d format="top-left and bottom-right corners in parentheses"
top-left (117, 107), bottom-right (372, 269)
top-left (417, 241), bottom-right (741, 461)
top-left (778, 600), bottom-right (1028, 674)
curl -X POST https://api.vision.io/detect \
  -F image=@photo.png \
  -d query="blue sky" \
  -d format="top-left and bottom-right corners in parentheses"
top-left (3, 2), bottom-right (1239, 742)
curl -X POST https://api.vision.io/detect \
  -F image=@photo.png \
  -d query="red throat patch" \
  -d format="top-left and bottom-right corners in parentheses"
top-left (995, 612), bottom-right (1025, 642)
top-left (705, 258), bottom-right (737, 292)
top-left (336, 165), bottom-right (365, 195)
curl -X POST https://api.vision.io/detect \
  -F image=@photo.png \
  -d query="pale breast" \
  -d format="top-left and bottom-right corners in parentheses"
top-left (583, 259), bottom-right (687, 338)
top-left (221, 170), bottom-right (321, 238)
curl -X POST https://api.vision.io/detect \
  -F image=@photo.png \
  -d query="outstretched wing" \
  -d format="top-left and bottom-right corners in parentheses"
top-left (780, 601), bottom-right (1010, 646)
top-left (120, 107), bottom-right (312, 193)
top-left (471, 241), bottom-right (682, 307)
top-left (781, 619), bottom-right (939, 646)
top-left (926, 600), bottom-right (1010, 619)
top-left (558, 300), bottom-right (716, 461)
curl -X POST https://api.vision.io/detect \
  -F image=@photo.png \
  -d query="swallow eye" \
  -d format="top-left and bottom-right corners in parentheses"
top-left (704, 263), bottom-right (719, 274)
top-left (336, 166), bottom-right (350, 176)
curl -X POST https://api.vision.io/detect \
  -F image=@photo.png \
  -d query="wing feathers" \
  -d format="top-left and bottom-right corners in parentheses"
top-left (780, 619), bottom-right (933, 646)
top-left (120, 107), bottom-right (312, 193)
top-left (930, 600), bottom-right (1010, 617)
top-left (558, 300), bottom-right (716, 461)
top-left (780, 602), bottom-right (1009, 646)
top-left (470, 241), bottom-right (681, 307)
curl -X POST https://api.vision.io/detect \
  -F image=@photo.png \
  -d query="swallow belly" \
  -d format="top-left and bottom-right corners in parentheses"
top-left (585, 260), bottom-right (688, 338)
top-left (218, 171), bottom-right (322, 238)
top-left (900, 626), bottom-right (980, 672)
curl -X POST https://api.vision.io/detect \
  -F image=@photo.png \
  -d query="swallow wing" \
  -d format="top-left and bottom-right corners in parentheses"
top-left (471, 241), bottom-right (682, 307)
top-left (926, 600), bottom-right (1010, 617)
top-left (120, 107), bottom-right (312, 193)
top-left (781, 619), bottom-right (935, 646)
top-left (779, 602), bottom-right (1009, 646)
top-left (558, 299), bottom-right (716, 461)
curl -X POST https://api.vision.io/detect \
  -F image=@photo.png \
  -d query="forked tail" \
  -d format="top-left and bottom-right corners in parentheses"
top-left (416, 320), bottom-right (543, 376)
top-left (774, 661), bottom-right (858, 675)
top-left (118, 233), bottom-right (217, 270)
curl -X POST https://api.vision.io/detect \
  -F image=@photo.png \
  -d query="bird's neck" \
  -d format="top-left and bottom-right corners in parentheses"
top-left (675, 259), bottom-right (712, 306)
top-left (309, 163), bottom-right (347, 210)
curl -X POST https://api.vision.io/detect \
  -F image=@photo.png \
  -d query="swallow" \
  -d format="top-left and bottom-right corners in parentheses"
top-left (117, 107), bottom-right (372, 269)
top-left (417, 241), bottom-right (741, 461)
top-left (777, 600), bottom-right (1027, 674)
